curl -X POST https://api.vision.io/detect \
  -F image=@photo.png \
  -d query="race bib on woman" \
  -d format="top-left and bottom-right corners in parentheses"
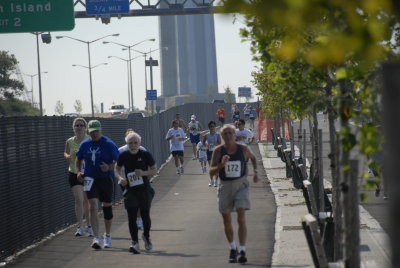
top-left (224, 160), bottom-right (241, 177)
top-left (83, 177), bottom-right (94, 191)
top-left (208, 144), bottom-right (215, 151)
top-left (127, 171), bottom-right (144, 187)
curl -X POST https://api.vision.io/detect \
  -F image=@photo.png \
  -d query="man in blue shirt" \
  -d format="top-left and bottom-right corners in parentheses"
top-left (76, 120), bottom-right (119, 249)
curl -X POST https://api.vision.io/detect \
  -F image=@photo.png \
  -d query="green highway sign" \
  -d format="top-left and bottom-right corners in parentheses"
top-left (0, 0), bottom-right (75, 33)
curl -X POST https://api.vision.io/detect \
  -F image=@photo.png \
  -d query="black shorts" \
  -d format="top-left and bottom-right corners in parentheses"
top-left (207, 150), bottom-right (213, 161)
top-left (172, 150), bottom-right (184, 157)
top-left (123, 186), bottom-right (155, 210)
top-left (86, 176), bottom-right (114, 203)
top-left (69, 172), bottom-right (84, 187)
top-left (218, 117), bottom-right (225, 124)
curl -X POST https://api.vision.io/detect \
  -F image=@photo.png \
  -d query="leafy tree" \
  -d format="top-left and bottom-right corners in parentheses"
top-left (54, 100), bottom-right (64, 115)
top-left (74, 99), bottom-right (83, 114)
top-left (224, 86), bottom-right (236, 103)
top-left (0, 51), bottom-right (24, 99)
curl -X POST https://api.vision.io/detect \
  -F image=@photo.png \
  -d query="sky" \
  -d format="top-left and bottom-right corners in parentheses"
top-left (0, 4), bottom-right (258, 115)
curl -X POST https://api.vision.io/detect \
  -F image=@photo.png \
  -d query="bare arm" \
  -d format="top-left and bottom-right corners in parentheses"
top-left (134, 165), bottom-right (157, 177)
top-left (76, 158), bottom-right (84, 183)
top-left (64, 141), bottom-right (71, 159)
top-left (115, 165), bottom-right (128, 186)
top-left (243, 145), bottom-right (259, 183)
top-left (209, 147), bottom-right (230, 176)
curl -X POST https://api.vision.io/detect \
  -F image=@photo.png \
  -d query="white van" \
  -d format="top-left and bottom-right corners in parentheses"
top-left (110, 105), bottom-right (127, 115)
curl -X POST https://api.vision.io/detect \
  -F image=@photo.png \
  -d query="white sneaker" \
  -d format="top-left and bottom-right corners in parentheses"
top-left (103, 233), bottom-right (112, 248)
top-left (137, 217), bottom-right (143, 230)
top-left (91, 236), bottom-right (102, 249)
top-left (214, 181), bottom-right (218, 187)
top-left (180, 166), bottom-right (184, 174)
top-left (204, 166), bottom-right (207, 172)
top-left (75, 226), bottom-right (83, 236)
top-left (209, 180), bottom-right (214, 187)
top-left (192, 156), bottom-right (197, 160)
top-left (176, 167), bottom-right (181, 174)
top-left (86, 226), bottom-right (94, 237)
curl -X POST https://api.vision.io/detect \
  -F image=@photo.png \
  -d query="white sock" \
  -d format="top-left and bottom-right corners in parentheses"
top-left (229, 241), bottom-right (237, 250)
top-left (239, 245), bottom-right (246, 252)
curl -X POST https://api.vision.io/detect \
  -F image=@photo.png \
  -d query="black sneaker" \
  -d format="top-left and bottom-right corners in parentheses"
top-left (229, 249), bottom-right (238, 263)
top-left (142, 234), bottom-right (153, 251)
top-left (129, 241), bottom-right (140, 254)
top-left (238, 251), bottom-right (247, 264)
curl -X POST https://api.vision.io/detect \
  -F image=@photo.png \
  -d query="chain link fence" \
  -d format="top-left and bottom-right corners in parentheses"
top-left (0, 102), bottom-right (253, 261)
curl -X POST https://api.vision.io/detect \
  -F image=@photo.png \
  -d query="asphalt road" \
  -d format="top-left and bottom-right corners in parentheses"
top-left (6, 142), bottom-right (276, 268)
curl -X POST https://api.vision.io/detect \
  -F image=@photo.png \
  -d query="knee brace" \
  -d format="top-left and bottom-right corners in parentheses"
top-left (103, 206), bottom-right (113, 220)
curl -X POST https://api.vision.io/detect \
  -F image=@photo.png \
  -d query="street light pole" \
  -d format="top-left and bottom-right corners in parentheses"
top-left (20, 72), bottom-right (48, 107)
top-left (72, 63), bottom-right (108, 115)
top-left (103, 38), bottom-right (155, 112)
top-left (35, 33), bottom-right (44, 116)
top-left (87, 42), bottom-right (95, 117)
top-left (56, 33), bottom-right (119, 117)
top-left (128, 48), bottom-right (134, 110)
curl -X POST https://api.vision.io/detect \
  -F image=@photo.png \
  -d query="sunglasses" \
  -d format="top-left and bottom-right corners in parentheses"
top-left (74, 124), bottom-right (85, 127)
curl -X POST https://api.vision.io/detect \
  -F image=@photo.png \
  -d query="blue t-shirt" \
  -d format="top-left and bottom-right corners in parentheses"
top-left (76, 136), bottom-right (119, 179)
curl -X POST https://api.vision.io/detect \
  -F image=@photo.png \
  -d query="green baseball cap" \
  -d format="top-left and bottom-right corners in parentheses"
top-left (88, 120), bottom-right (102, 133)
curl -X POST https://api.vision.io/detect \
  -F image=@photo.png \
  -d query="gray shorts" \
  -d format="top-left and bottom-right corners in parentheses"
top-left (218, 177), bottom-right (250, 214)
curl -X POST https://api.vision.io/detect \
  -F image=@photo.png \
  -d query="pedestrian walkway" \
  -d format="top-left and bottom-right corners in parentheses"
top-left (259, 143), bottom-right (391, 267)
top-left (6, 142), bottom-right (275, 268)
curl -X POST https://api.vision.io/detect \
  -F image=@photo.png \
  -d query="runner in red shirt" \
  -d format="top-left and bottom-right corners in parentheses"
top-left (216, 106), bottom-right (227, 127)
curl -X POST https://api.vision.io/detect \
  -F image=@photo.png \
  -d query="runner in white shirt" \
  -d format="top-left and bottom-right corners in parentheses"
top-left (196, 136), bottom-right (208, 174)
top-left (165, 120), bottom-right (186, 174)
top-left (235, 119), bottom-right (254, 144)
top-left (188, 115), bottom-right (203, 159)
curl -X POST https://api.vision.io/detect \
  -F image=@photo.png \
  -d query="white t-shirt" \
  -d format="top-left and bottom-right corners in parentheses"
top-left (188, 121), bottom-right (200, 135)
top-left (236, 128), bottom-right (254, 144)
top-left (166, 128), bottom-right (185, 151)
top-left (196, 141), bottom-right (208, 159)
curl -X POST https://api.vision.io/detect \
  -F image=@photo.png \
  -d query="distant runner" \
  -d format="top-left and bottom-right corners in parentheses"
top-left (216, 105), bottom-right (226, 127)
top-left (166, 120), bottom-right (186, 174)
top-left (188, 115), bottom-right (203, 160)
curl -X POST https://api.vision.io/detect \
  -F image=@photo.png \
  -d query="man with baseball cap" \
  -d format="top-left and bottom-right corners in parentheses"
top-left (76, 120), bottom-right (119, 249)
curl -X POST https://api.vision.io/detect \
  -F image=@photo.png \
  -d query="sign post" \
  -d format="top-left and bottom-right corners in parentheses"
top-left (0, 0), bottom-right (75, 33)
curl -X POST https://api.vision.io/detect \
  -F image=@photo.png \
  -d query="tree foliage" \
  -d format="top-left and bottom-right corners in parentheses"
top-left (74, 99), bottom-right (83, 114)
top-left (54, 100), bottom-right (64, 115)
top-left (0, 51), bottom-right (24, 99)
top-left (224, 86), bottom-right (236, 103)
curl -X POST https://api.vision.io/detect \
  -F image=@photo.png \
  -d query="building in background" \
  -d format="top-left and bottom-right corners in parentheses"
top-left (157, 1), bottom-right (222, 109)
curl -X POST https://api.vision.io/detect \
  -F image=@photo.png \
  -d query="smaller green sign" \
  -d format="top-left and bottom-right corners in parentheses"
top-left (0, 0), bottom-right (75, 33)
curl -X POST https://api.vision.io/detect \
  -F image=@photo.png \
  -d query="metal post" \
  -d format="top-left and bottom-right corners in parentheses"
top-left (30, 75), bottom-right (34, 105)
top-left (126, 60), bottom-right (131, 111)
top-left (149, 56), bottom-right (154, 115)
top-left (318, 129), bottom-right (325, 212)
top-left (87, 42), bottom-right (94, 117)
top-left (36, 33), bottom-right (43, 116)
top-left (144, 53), bottom-right (148, 113)
top-left (128, 48), bottom-right (134, 111)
